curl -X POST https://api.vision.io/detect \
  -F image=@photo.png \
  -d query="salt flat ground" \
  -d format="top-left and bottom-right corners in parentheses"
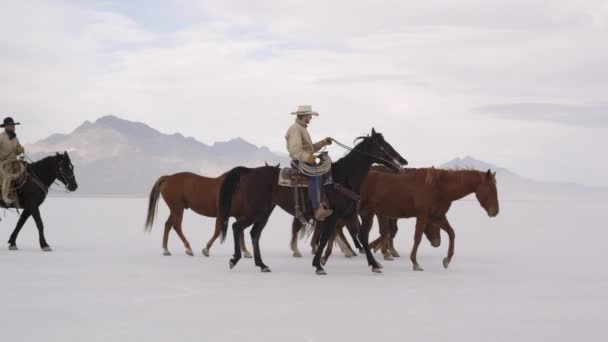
top-left (0, 197), bottom-right (606, 342)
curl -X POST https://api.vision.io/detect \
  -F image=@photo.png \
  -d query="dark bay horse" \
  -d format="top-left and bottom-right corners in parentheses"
top-left (218, 129), bottom-right (407, 275)
top-left (5, 152), bottom-right (78, 251)
top-left (144, 171), bottom-right (253, 257)
top-left (359, 167), bottom-right (500, 271)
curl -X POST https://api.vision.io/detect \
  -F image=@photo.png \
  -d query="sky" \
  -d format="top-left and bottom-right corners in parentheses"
top-left (1, 0), bottom-right (607, 186)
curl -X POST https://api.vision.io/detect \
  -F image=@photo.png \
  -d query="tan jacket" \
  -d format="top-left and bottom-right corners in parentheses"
top-left (0, 131), bottom-right (22, 161)
top-left (285, 120), bottom-right (326, 162)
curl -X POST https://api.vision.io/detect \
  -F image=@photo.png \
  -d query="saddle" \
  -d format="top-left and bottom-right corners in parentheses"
top-left (278, 158), bottom-right (333, 225)
top-left (278, 168), bottom-right (333, 187)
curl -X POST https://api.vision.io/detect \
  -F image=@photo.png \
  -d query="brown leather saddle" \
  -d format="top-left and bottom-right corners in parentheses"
top-left (278, 162), bottom-right (333, 225)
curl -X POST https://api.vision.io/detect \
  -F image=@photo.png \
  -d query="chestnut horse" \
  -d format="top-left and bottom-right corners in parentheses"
top-left (144, 171), bottom-right (253, 257)
top-left (359, 167), bottom-right (499, 271)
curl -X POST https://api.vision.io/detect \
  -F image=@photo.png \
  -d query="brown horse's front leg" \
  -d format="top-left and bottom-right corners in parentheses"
top-left (203, 218), bottom-right (222, 257)
top-left (290, 217), bottom-right (303, 257)
top-left (410, 217), bottom-right (428, 271)
top-left (437, 216), bottom-right (456, 269)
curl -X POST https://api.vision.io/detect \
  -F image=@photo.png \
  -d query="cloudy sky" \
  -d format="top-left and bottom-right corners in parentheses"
top-left (1, 0), bottom-right (607, 186)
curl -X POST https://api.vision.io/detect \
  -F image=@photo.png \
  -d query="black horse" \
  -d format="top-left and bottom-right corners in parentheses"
top-left (218, 128), bottom-right (407, 275)
top-left (3, 152), bottom-right (78, 251)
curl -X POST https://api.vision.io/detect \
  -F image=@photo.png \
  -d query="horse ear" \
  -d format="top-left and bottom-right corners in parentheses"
top-left (56, 152), bottom-right (60, 157)
top-left (486, 169), bottom-right (492, 177)
top-left (372, 128), bottom-right (377, 135)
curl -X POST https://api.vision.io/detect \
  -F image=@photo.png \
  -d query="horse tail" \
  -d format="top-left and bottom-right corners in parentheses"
top-left (145, 176), bottom-right (167, 232)
top-left (219, 166), bottom-right (251, 243)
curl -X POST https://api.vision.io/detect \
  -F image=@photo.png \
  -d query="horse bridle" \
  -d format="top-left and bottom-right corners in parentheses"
top-left (332, 136), bottom-right (402, 171)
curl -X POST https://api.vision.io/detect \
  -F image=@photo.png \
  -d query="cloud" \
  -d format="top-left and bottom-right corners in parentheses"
top-left (1, 0), bottom-right (608, 186)
top-left (473, 103), bottom-right (608, 126)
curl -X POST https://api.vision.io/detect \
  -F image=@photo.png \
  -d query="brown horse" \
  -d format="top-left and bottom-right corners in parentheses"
top-left (144, 172), bottom-right (252, 257)
top-left (359, 167), bottom-right (499, 271)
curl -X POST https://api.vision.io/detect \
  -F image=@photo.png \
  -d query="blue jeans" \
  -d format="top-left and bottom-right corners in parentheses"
top-left (293, 161), bottom-right (323, 209)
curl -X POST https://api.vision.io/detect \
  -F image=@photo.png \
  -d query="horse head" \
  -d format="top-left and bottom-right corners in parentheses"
top-left (475, 169), bottom-right (499, 217)
top-left (55, 151), bottom-right (78, 192)
top-left (355, 128), bottom-right (407, 171)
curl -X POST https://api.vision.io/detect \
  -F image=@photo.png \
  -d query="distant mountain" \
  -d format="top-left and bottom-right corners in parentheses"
top-left (25, 115), bottom-right (288, 196)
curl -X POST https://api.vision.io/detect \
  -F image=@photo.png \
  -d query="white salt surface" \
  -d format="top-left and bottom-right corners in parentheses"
top-left (1, 197), bottom-right (606, 341)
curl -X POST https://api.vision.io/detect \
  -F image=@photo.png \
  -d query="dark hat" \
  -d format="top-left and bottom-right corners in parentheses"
top-left (0, 117), bottom-right (20, 128)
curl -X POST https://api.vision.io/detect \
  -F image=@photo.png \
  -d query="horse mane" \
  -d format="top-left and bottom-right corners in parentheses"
top-left (423, 168), bottom-right (496, 185)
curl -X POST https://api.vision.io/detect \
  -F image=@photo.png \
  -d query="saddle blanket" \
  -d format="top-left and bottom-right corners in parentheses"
top-left (278, 168), bottom-right (333, 188)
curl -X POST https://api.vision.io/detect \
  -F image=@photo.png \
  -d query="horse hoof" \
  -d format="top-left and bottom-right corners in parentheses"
top-left (321, 258), bottom-right (327, 266)
top-left (316, 269), bottom-right (327, 275)
top-left (261, 267), bottom-right (272, 273)
top-left (42, 246), bottom-right (53, 252)
top-left (372, 267), bottom-right (383, 274)
top-left (311, 248), bottom-right (318, 255)
top-left (229, 260), bottom-right (236, 269)
top-left (8, 245), bottom-right (18, 251)
top-left (383, 255), bottom-right (394, 261)
top-left (443, 257), bottom-right (450, 269)
top-left (202, 248), bottom-right (210, 257)
top-left (162, 250), bottom-right (172, 256)
top-left (377, 261), bottom-right (384, 269)
top-left (344, 253), bottom-right (352, 258)
top-left (413, 264), bottom-right (424, 271)
top-left (391, 252), bottom-right (401, 258)
top-left (185, 249), bottom-right (194, 256)
top-left (243, 252), bottom-right (253, 259)
top-left (293, 251), bottom-right (302, 258)
top-left (359, 248), bottom-right (365, 254)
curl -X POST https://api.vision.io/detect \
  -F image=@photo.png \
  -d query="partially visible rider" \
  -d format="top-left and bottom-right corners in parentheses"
top-left (285, 105), bottom-right (333, 221)
top-left (0, 117), bottom-right (25, 205)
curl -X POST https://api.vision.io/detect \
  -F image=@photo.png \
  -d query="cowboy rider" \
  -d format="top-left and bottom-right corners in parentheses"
top-left (285, 105), bottom-right (333, 221)
top-left (0, 117), bottom-right (25, 204)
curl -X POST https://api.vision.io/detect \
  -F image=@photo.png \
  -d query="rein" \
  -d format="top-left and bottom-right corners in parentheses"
top-left (24, 154), bottom-right (70, 193)
top-left (331, 138), bottom-right (402, 171)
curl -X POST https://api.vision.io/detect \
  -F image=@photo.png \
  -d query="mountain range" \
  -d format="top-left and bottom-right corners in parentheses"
top-left (26, 115), bottom-right (288, 196)
top-left (24, 115), bottom-right (605, 199)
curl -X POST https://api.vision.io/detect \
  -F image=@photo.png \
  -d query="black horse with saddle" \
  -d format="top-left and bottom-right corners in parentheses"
top-left (1, 152), bottom-right (78, 251)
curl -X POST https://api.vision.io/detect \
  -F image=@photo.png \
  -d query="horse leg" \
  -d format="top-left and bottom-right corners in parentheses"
top-left (438, 216), bottom-right (456, 269)
top-left (345, 217), bottom-right (362, 254)
top-left (162, 212), bottom-right (174, 256)
top-left (377, 216), bottom-right (393, 260)
top-left (389, 219), bottom-right (400, 258)
top-left (312, 218), bottom-right (336, 275)
top-left (250, 216), bottom-right (271, 272)
top-left (8, 210), bottom-right (31, 250)
top-left (30, 207), bottom-right (51, 251)
top-left (321, 226), bottom-right (337, 266)
top-left (229, 219), bottom-right (252, 269)
top-left (203, 218), bottom-right (222, 257)
top-left (290, 217), bottom-right (303, 257)
top-left (410, 218), bottom-right (428, 271)
top-left (172, 210), bottom-right (193, 256)
top-left (336, 226), bottom-right (356, 257)
top-left (310, 222), bottom-right (322, 255)
top-left (359, 211), bottom-right (382, 273)
top-left (240, 229), bottom-right (253, 259)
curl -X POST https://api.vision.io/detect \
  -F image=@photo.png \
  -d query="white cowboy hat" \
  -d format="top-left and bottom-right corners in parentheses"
top-left (290, 105), bottom-right (319, 116)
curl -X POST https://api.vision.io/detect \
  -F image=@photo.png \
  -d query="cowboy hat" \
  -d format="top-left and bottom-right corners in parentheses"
top-left (0, 117), bottom-right (20, 128)
top-left (290, 105), bottom-right (319, 116)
